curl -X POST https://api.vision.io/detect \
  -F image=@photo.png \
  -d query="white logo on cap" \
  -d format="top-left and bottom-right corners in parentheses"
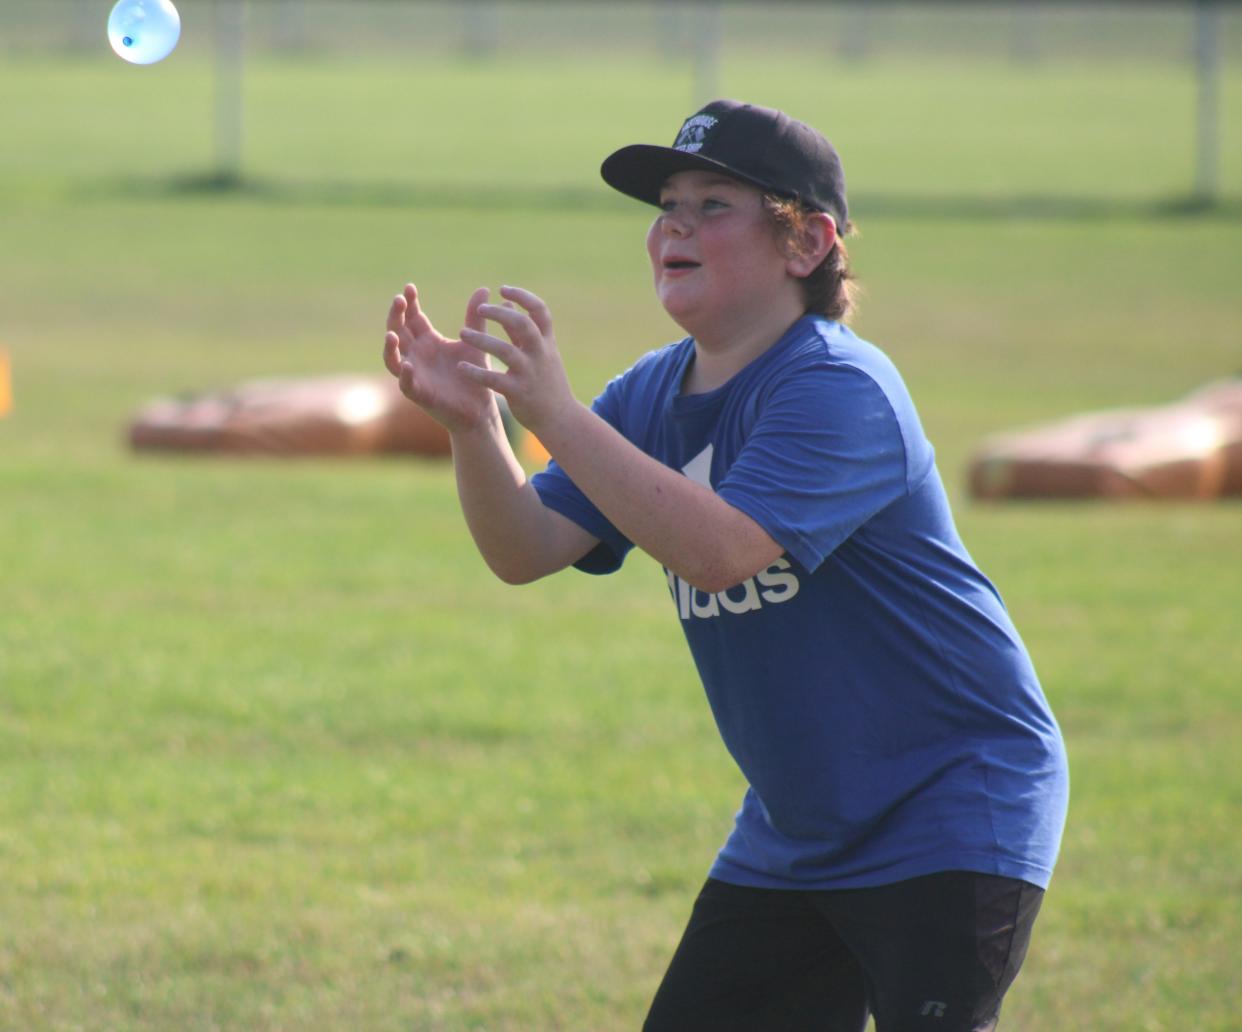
top-left (674, 114), bottom-right (718, 153)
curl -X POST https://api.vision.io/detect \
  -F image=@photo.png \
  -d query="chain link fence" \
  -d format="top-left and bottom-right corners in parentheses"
top-left (3, 1), bottom-right (1240, 62)
top-left (2, 1), bottom-right (1237, 206)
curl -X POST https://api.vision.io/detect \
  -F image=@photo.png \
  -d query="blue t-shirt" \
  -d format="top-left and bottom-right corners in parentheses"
top-left (532, 315), bottom-right (1069, 891)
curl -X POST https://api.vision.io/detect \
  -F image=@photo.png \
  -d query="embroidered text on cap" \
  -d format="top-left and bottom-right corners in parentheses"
top-left (674, 115), bottom-right (719, 154)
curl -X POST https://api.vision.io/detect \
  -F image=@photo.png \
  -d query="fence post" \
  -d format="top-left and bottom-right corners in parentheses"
top-left (1011, 0), bottom-right (1040, 64)
top-left (692, 0), bottom-right (722, 106)
top-left (462, 0), bottom-right (500, 58)
top-left (839, 1), bottom-right (873, 62)
top-left (214, 0), bottom-right (247, 185)
top-left (1194, 0), bottom-right (1221, 205)
top-left (272, 0), bottom-right (306, 53)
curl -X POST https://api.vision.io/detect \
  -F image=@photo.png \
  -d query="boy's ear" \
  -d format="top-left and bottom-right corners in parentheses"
top-left (786, 212), bottom-right (837, 278)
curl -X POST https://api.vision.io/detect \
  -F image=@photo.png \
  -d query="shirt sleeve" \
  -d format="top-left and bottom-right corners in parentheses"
top-left (715, 362), bottom-right (917, 572)
top-left (530, 375), bottom-right (635, 576)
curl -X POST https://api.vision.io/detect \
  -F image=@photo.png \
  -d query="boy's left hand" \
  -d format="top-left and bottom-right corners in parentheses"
top-left (457, 285), bottom-right (578, 439)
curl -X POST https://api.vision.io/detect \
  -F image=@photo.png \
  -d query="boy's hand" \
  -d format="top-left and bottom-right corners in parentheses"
top-left (383, 283), bottom-right (497, 434)
top-left (457, 285), bottom-right (578, 439)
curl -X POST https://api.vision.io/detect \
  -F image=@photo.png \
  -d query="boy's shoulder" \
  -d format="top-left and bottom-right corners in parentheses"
top-left (751, 317), bottom-right (906, 402)
top-left (605, 336), bottom-right (693, 395)
top-left (635, 335), bottom-right (694, 373)
top-left (784, 316), bottom-right (892, 372)
top-left (758, 318), bottom-right (927, 452)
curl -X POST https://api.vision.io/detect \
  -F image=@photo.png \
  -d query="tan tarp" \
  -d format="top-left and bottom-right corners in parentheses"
top-left (968, 379), bottom-right (1242, 500)
top-left (127, 375), bottom-right (453, 457)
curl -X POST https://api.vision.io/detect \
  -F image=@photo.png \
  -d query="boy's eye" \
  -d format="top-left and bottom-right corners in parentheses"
top-left (656, 196), bottom-right (730, 214)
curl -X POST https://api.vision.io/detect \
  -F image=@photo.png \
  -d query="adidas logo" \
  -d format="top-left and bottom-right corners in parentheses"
top-left (669, 444), bottom-right (801, 619)
top-left (666, 559), bottom-right (800, 621)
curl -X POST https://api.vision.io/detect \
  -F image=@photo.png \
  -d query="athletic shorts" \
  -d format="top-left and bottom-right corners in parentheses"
top-left (643, 870), bottom-right (1044, 1032)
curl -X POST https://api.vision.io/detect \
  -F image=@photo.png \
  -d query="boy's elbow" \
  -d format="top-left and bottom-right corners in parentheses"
top-left (682, 560), bottom-right (747, 596)
top-left (489, 561), bottom-right (543, 586)
top-left (684, 542), bottom-right (785, 596)
top-left (691, 571), bottom-right (742, 596)
top-left (484, 551), bottom-right (554, 586)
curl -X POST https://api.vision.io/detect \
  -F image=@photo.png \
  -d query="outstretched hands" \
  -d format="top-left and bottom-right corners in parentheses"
top-left (384, 283), bottom-right (577, 439)
top-left (457, 286), bottom-right (577, 438)
top-left (384, 283), bottom-right (495, 434)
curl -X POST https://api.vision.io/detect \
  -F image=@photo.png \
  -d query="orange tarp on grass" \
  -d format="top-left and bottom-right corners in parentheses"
top-left (127, 374), bottom-right (548, 463)
top-left (968, 379), bottom-right (1242, 501)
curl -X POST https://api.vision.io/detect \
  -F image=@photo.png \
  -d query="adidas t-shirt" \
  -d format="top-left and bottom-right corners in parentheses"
top-left (531, 315), bottom-right (1069, 890)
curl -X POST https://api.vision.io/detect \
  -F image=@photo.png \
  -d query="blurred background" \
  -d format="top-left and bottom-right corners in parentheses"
top-left (2, 3), bottom-right (1240, 1030)
top-left (5, 1), bottom-right (1239, 201)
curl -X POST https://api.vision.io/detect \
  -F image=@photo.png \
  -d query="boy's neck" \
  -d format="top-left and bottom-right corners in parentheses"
top-left (681, 304), bottom-right (807, 395)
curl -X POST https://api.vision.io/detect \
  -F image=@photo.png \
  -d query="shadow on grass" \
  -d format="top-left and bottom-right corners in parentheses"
top-left (88, 172), bottom-right (628, 214)
top-left (81, 172), bottom-right (1242, 222)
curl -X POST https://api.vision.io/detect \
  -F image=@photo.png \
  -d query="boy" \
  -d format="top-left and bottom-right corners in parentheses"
top-left (383, 99), bottom-right (1069, 1032)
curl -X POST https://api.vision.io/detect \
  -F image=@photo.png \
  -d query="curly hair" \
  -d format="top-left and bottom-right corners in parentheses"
top-left (762, 194), bottom-right (859, 322)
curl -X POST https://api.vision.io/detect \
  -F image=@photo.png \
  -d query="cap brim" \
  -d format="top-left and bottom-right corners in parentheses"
top-left (600, 144), bottom-right (777, 208)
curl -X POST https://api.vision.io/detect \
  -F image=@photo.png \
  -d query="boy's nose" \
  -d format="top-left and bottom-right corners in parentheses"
top-left (661, 212), bottom-right (691, 237)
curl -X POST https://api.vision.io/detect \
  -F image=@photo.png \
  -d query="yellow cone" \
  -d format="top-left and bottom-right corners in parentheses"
top-left (0, 349), bottom-right (11, 417)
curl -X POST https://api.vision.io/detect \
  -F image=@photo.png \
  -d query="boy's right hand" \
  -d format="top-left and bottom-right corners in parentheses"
top-left (383, 283), bottom-right (496, 434)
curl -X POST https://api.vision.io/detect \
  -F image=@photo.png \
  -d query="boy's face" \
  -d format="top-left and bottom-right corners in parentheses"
top-left (646, 170), bottom-right (799, 335)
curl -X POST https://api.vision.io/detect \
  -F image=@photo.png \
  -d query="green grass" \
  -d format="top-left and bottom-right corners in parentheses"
top-left (2, 42), bottom-right (1242, 1030)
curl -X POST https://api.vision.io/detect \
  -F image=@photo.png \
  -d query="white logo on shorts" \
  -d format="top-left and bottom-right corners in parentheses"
top-left (919, 1000), bottom-right (948, 1018)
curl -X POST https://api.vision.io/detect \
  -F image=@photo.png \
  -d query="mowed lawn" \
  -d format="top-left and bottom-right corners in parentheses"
top-left (2, 45), bottom-right (1241, 1030)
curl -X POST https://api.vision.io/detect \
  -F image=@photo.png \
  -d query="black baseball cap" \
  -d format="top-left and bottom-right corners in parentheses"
top-left (601, 99), bottom-right (849, 227)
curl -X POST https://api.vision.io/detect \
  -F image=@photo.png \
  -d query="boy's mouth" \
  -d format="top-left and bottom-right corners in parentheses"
top-left (663, 259), bottom-right (701, 270)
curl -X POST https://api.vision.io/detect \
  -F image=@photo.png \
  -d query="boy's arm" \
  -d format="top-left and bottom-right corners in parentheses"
top-left (384, 283), bottom-right (598, 584)
top-left (460, 287), bottom-right (784, 594)
top-left (448, 404), bottom-right (600, 584)
top-left (536, 402), bottom-right (783, 593)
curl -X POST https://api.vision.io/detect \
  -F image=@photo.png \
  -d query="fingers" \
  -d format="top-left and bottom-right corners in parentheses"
top-left (385, 282), bottom-right (441, 376)
top-left (383, 330), bottom-right (403, 377)
top-left (463, 286), bottom-right (490, 335)
top-left (384, 281), bottom-right (553, 405)
top-left (385, 284), bottom-right (429, 337)
top-left (498, 284), bottom-right (554, 336)
top-left (386, 292), bottom-right (407, 335)
top-left (385, 291), bottom-right (415, 372)
top-left (456, 361), bottom-right (506, 394)
top-left (475, 303), bottom-right (529, 345)
top-left (476, 297), bottom-right (550, 353)
top-left (398, 357), bottom-right (423, 402)
top-left (400, 282), bottom-right (437, 339)
top-left (460, 327), bottom-right (520, 368)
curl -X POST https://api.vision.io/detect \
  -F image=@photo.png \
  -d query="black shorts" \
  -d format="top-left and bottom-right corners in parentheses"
top-left (643, 871), bottom-right (1044, 1032)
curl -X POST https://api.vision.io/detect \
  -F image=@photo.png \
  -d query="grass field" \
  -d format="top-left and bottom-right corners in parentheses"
top-left (2, 30), bottom-right (1242, 1032)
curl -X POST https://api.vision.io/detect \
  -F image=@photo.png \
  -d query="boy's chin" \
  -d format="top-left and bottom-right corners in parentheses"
top-left (656, 292), bottom-right (703, 332)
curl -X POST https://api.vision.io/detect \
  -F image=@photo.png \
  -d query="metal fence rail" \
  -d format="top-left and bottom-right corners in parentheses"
top-left (4, 1), bottom-right (1240, 61)
top-left (1, 1), bottom-right (1236, 205)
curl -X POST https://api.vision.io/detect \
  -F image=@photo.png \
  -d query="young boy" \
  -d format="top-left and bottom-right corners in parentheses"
top-left (382, 99), bottom-right (1069, 1032)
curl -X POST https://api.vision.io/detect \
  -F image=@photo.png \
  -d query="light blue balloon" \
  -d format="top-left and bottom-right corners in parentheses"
top-left (108, 0), bottom-right (181, 65)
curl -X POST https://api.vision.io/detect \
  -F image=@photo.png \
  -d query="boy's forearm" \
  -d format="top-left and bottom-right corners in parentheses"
top-left (449, 408), bottom-right (568, 584)
top-left (537, 403), bottom-right (781, 593)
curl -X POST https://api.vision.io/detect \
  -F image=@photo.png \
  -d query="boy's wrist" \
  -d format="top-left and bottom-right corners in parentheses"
top-left (525, 397), bottom-right (586, 454)
top-left (449, 399), bottom-right (506, 445)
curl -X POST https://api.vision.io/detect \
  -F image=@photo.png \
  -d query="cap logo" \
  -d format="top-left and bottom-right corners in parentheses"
top-left (673, 114), bottom-right (718, 154)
